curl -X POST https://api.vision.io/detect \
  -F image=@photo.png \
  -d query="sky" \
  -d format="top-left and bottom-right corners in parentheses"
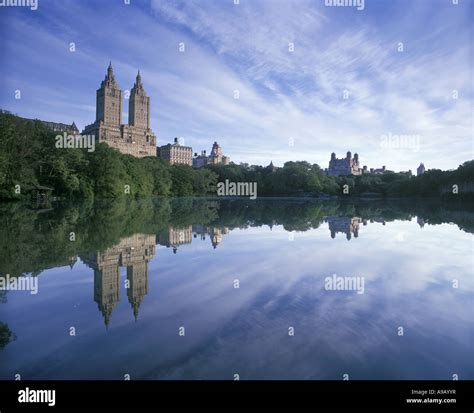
top-left (0, 0), bottom-right (472, 171)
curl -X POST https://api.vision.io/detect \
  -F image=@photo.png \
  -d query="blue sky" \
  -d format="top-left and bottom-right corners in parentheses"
top-left (0, 0), bottom-right (472, 171)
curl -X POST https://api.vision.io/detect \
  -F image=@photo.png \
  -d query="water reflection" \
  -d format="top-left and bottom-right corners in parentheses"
top-left (81, 234), bottom-right (156, 326)
top-left (327, 216), bottom-right (363, 240)
top-left (0, 198), bottom-right (472, 379)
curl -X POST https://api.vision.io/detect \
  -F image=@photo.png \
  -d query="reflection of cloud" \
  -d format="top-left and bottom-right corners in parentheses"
top-left (1, 219), bottom-right (472, 379)
top-left (144, 221), bottom-right (473, 379)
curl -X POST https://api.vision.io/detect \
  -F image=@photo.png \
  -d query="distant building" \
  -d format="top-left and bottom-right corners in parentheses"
top-left (0, 109), bottom-right (79, 134)
top-left (193, 150), bottom-right (208, 168)
top-left (39, 120), bottom-right (79, 134)
top-left (158, 138), bottom-right (193, 166)
top-left (327, 151), bottom-right (362, 176)
top-left (370, 165), bottom-right (394, 174)
top-left (193, 141), bottom-right (230, 167)
top-left (370, 166), bottom-right (386, 174)
top-left (82, 63), bottom-right (157, 157)
top-left (208, 141), bottom-right (230, 165)
top-left (266, 161), bottom-right (278, 173)
top-left (417, 163), bottom-right (425, 176)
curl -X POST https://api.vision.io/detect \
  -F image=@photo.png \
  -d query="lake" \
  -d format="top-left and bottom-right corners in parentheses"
top-left (0, 198), bottom-right (472, 380)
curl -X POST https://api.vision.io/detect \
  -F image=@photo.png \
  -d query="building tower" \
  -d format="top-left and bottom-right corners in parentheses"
top-left (128, 71), bottom-right (150, 130)
top-left (127, 262), bottom-right (149, 321)
top-left (417, 163), bottom-right (425, 176)
top-left (96, 62), bottom-right (122, 126)
top-left (93, 264), bottom-right (120, 329)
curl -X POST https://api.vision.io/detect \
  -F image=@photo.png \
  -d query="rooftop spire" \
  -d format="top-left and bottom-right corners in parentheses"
top-left (135, 70), bottom-right (143, 88)
top-left (104, 62), bottom-right (115, 84)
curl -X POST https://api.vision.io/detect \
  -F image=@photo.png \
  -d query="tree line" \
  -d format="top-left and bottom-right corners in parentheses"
top-left (0, 113), bottom-right (218, 200)
top-left (0, 112), bottom-right (472, 201)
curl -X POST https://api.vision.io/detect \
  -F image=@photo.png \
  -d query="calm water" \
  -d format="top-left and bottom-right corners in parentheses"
top-left (0, 198), bottom-right (473, 380)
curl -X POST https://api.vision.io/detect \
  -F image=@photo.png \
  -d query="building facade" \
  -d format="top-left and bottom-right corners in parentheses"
top-left (158, 138), bottom-right (193, 166)
top-left (370, 166), bottom-right (386, 174)
top-left (327, 151), bottom-right (362, 176)
top-left (0, 109), bottom-right (79, 134)
top-left (193, 141), bottom-right (230, 167)
top-left (417, 163), bottom-right (425, 176)
top-left (40, 120), bottom-right (79, 134)
top-left (82, 63), bottom-right (157, 157)
top-left (193, 150), bottom-right (208, 168)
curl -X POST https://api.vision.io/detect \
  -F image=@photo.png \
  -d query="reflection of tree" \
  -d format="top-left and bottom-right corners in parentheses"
top-left (0, 322), bottom-right (16, 350)
top-left (0, 198), bottom-right (473, 279)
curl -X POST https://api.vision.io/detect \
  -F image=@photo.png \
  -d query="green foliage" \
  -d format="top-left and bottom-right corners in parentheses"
top-left (206, 161), bottom-right (339, 196)
top-left (0, 112), bottom-right (472, 200)
top-left (1, 198), bottom-right (473, 280)
top-left (193, 167), bottom-right (218, 194)
top-left (170, 164), bottom-right (195, 196)
top-left (0, 113), bottom-right (218, 200)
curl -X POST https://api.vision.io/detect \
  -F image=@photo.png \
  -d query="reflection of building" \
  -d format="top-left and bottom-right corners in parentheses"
top-left (193, 141), bottom-right (230, 167)
top-left (81, 234), bottom-right (156, 327)
top-left (192, 225), bottom-right (230, 248)
top-left (417, 216), bottom-right (425, 228)
top-left (369, 217), bottom-right (386, 225)
top-left (158, 138), bottom-right (193, 166)
top-left (326, 216), bottom-right (362, 240)
top-left (327, 152), bottom-right (362, 176)
top-left (158, 226), bottom-right (192, 253)
top-left (82, 63), bottom-right (157, 157)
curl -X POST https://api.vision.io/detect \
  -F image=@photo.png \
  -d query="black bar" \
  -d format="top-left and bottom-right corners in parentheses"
top-left (0, 380), bottom-right (472, 411)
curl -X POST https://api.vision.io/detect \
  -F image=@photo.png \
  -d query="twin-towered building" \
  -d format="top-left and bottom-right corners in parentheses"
top-left (82, 63), bottom-right (157, 157)
top-left (82, 63), bottom-right (231, 165)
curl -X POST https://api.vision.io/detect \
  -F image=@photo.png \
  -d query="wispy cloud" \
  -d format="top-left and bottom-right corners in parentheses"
top-left (0, 0), bottom-right (471, 171)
